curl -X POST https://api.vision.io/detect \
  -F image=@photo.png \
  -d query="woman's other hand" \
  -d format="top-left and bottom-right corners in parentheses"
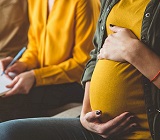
top-left (80, 111), bottom-right (138, 139)
top-left (3, 70), bottom-right (36, 97)
top-left (98, 25), bottom-right (139, 62)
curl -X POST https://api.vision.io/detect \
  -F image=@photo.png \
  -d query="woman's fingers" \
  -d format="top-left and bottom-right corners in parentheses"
top-left (98, 112), bottom-right (138, 139)
top-left (0, 57), bottom-right (13, 71)
top-left (105, 114), bottom-right (138, 138)
top-left (109, 25), bottom-right (125, 33)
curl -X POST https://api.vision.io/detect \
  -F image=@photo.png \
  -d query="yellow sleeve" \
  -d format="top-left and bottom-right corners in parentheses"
top-left (19, 0), bottom-right (39, 70)
top-left (34, 0), bottom-right (100, 86)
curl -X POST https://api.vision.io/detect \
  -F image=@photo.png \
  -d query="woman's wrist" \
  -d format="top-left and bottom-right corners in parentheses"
top-left (18, 61), bottom-right (28, 72)
top-left (30, 70), bottom-right (36, 87)
top-left (125, 39), bottom-right (143, 64)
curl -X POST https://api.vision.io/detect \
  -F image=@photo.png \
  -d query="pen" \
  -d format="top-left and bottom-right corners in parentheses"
top-left (1, 47), bottom-right (26, 76)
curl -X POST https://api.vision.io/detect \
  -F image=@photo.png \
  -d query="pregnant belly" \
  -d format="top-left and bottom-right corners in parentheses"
top-left (90, 60), bottom-right (145, 122)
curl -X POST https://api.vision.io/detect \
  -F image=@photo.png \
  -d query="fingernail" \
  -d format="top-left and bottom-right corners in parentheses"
top-left (129, 116), bottom-right (135, 120)
top-left (96, 110), bottom-right (101, 115)
top-left (110, 24), bottom-right (115, 27)
top-left (131, 124), bottom-right (138, 128)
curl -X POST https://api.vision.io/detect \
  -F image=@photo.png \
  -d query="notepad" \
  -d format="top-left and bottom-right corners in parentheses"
top-left (0, 74), bottom-right (12, 96)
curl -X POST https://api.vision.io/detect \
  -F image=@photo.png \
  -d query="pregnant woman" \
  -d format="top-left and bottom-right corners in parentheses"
top-left (0, 0), bottom-right (160, 140)
top-left (88, 0), bottom-right (151, 139)
top-left (81, 0), bottom-right (160, 139)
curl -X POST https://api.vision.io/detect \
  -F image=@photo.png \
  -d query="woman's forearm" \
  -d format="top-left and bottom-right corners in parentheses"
top-left (80, 81), bottom-right (91, 118)
top-left (126, 39), bottom-right (160, 88)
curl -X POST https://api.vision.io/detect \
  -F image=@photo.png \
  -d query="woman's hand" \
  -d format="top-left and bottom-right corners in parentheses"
top-left (0, 56), bottom-right (27, 75)
top-left (98, 25), bottom-right (139, 62)
top-left (0, 57), bottom-right (13, 71)
top-left (3, 70), bottom-right (36, 97)
top-left (80, 111), bottom-right (138, 139)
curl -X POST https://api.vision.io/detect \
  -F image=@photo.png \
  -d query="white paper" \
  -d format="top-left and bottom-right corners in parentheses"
top-left (0, 74), bottom-right (12, 96)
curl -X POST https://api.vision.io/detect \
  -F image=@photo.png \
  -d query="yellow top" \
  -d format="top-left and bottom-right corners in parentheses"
top-left (20, 0), bottom-right (100, 86)
top-left (90, 0), bottom-right (152, 139)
